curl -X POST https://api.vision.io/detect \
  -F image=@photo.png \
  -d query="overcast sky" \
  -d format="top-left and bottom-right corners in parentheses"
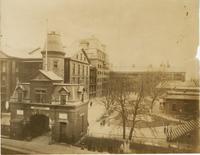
top-left (1, 0), bottom-right (199, 79)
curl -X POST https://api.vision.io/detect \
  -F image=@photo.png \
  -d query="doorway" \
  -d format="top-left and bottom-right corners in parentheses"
top-left (59, 122), bottom-right (67, 142)
top-left (29, 114), bottom-right (49, 138)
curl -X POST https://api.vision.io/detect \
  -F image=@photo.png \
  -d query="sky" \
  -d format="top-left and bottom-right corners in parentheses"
top-left (0, 0), bottom-right (199, 79)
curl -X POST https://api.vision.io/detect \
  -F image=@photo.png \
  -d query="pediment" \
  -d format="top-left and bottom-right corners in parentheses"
top-left (71, 49), bottom-right (90, 64)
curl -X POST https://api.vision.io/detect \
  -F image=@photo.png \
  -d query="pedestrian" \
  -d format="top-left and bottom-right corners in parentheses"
top-left (120, 143), bottom-right (124, 153)
top-left (90, 101), bottom-right (93, 107)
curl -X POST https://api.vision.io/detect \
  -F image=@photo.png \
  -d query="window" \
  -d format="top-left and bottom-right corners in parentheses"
top-left (60, 94), bottom-right (66, 105)
top-left (15, 64), bottom-right (19, 72)
top-left (82, 65), bottom-right (84, 76)
top-left (81, 114), bottom-right (85, 132)
top-left (86, 66), bottom-right (88, 76)
top-left (172, 103), bottom-right (177, 111)
top-left (78, 64), bottom-right (80, 75)
top-left (2, 61), bottom-right (6, 72)
top-left (53, 61), bottom-right (58, 68)
top-left (73, 77), bottom-right (76, 83)
top-left (80, 53), bottom-right (83, 60)
top-left (73, 63), bottom-right (75, 75)
top-left (18, 91), bottom-right (23, 102)
top-left (2, 75), bottom-right (6, 85)
top-left (78, 77), bottom-right (80, 84)
top-left (35, 89), bottom-right (47, 103)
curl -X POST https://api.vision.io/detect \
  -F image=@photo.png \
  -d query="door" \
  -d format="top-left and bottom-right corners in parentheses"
top-left (59, 122), bottom-right (66, 142)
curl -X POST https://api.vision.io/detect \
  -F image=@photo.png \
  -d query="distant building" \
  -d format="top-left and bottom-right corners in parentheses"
top-left (79, 36), bottom-right (110, 97)
top-left (9, 31), bottom-right (89, 143)
top-left (110, 65), bottom-right (186, 82)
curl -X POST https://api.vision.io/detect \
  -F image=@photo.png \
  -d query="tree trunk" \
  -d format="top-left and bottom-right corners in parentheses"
top-left (122, 117), bottom-right (126, 139)
top-left (128, 123), bottom-right (135, 140)
top-left (150, 97), bottom-right (156, 113)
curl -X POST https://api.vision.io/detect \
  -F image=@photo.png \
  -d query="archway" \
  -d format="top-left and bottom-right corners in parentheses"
top-left (29, 114), bottom-right (49, 138)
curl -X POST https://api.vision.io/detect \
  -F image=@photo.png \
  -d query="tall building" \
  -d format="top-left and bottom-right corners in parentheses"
top-left (79, 36), bottom-right (110, 97)
top-left (0, 52), bottom-right (20, 112)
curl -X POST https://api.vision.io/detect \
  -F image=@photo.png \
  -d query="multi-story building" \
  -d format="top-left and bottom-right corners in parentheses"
top-left (0, 50), bottom-right (42, 112)
top-left (79, 36), bottom-right (110, 97)
top-left (0, 32), bottom-right (91, 112)
top-left (9, 31), bottom-right (89, 143)
top-left (0, 53), bottom-right (20, 112)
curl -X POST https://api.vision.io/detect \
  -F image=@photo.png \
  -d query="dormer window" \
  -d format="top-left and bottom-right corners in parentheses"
top-left (16, 85), bottom-right (24, 102)
top-left (18, 91), bottom-right (23, 102)
top-left (35, 89), bottom-right (47, 103)
top-left (60, 94), bottom-right (67, 105)
top-left (59, 87), bottom-right (70, 105)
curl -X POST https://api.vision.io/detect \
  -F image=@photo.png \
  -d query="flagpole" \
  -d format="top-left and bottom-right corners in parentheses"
top-left (45, 19), bottom-right (48, 71)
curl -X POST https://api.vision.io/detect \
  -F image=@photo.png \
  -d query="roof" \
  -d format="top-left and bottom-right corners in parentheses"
top-left (158, 81), bottom-right (200, 90)
top-left (0, 48), bottom-right (42, 59)
top-left (39, 70), bottom-right (63, 81)
top-left (165, 94), bottom-right (199, 100)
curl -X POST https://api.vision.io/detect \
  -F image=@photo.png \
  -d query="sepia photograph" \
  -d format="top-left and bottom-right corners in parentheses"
top-left (0, 0), bottom-right (199, 154)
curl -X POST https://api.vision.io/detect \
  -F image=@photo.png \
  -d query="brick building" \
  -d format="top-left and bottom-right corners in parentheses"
top-left (9, 31), bottom-right (89, 143)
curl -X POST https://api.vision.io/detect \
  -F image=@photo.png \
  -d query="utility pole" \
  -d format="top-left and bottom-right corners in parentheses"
top-left (45, 19), bottom-right (48, 71)
top-left (0, 0), bottom-right (2, 107)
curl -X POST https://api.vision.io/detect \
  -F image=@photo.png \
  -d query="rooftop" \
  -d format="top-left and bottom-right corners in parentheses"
top-left (165, 94), bottom-right (199, 100)
top-left (39, 70), bottom-right (63, 81)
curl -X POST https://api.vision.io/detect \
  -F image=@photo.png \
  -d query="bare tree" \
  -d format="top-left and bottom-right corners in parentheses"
top-left (101, 80), bottom-right (116, 115)
top-left (112, 77), bottom-right (132, 139)
top-left (145, 71), bottom-right (167, 113)
top-left (128, 77), bottom-right (145, 140)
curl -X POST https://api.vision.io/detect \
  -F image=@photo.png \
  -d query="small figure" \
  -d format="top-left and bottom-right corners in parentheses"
top-left (120, 143), bottom-right (124, 153)
top-left (90, 102), bottom-right (93, 107)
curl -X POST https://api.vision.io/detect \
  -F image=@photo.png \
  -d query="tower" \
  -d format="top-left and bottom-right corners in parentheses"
top-left (41, 31), bottom-right (65, 79)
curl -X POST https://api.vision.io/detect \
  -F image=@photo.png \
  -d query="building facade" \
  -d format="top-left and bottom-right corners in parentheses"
top-left (9, 31), bottom-right (89, 143)
top-left (110, 65), bottom-right (186, 82)
top-left (79, 36), bottom-right (110, 97)
top-left (160, 81), bottom-right (199, 120)
top-left (89, 66), bottom-right (97, 98)
top-left (0, 51), bottom-right (42, 112)
top-left (0, 52), bottom-right (20, 112)
top-left (10, 70), bottom-right (88, 143)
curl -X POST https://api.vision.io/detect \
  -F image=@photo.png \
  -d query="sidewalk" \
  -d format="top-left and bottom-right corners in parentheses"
top-left (1, 138), bottom-right (96, 154)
